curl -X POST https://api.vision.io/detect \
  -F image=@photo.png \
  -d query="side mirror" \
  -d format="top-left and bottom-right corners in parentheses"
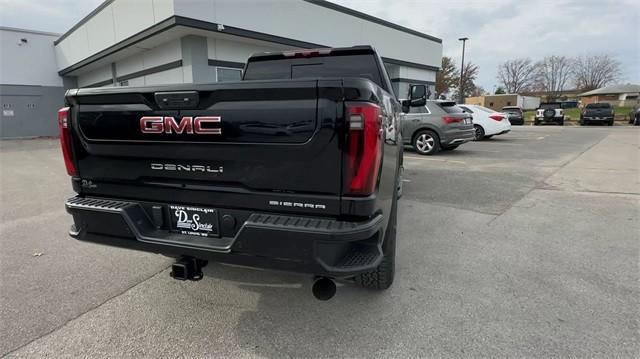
top-left (409, 84), bottom-right (427, 107)
top-left (401, 99), bottom-right (410, 113)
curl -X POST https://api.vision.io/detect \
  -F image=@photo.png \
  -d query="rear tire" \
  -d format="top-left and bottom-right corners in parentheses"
top-left (534, 119), bottom-right (540, 126)
top-left (473, 125), bottom-right (485, 140)
top-left (354, 193), bottom-right (397, 290)
top-left (413, 130), bottom-right (440, 155)
top-left (607, 120), bottom-right (614, 126)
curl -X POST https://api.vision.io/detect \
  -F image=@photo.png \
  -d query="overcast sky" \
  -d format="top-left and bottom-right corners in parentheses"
top-left (1, 0), bottom-right (638, 91)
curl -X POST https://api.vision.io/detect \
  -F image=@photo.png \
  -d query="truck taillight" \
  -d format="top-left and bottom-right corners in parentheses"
top-left (57, 107), bottom-right (76, 176)
top-left (345, 103), bottom-right (382, 196)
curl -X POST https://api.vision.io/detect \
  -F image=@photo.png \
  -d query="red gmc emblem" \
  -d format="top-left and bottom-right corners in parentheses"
top-left (140, 116), bottom-right (222, 135)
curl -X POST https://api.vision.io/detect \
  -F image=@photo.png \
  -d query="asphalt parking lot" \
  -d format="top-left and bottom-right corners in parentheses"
top-left (1, 126), bottom-right (638, 357)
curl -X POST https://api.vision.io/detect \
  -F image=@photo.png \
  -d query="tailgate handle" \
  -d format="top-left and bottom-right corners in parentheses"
top-left (155, 91), bottom-right (199, 110)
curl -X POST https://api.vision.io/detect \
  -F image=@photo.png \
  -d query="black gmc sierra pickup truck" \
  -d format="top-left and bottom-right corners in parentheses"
top-left (59, 46), bottom-right (415, 300)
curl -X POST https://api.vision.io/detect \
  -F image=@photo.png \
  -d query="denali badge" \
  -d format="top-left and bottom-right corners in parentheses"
top-left (151, 163), bottom-right (223, 173)
top-left (140, 116), bottom-right (221, 135)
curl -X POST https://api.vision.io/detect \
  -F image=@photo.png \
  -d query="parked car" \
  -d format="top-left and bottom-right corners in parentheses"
top-left (59, 46), bottom-right (403, 299)
top-left (580, 103), bottom-right (614, 126)
top-left (459, 104), bottom-right (512, 140)
top-left (401, 98), bottom-right (474, 155)
top-left (535, 102), bottom-right (565, 126)
top-left (501, 106), bottom-right (524, 125)
top-left (628, 104), bottom-right (640, 126)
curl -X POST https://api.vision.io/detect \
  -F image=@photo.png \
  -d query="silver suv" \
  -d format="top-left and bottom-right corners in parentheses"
top-left (401, 100), bottom-right (475, 155)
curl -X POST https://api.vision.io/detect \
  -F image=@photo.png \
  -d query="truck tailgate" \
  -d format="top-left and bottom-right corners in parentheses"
top-left (67, 80), bottom-right (343, 214)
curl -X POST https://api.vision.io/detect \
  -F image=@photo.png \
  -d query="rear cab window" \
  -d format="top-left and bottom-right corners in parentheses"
top-left (502, 107), bottom-right (522, 115)
top-left (585, 103), bottom-right (612, 109)
top-left (244, 48), bottom-right (387, 92)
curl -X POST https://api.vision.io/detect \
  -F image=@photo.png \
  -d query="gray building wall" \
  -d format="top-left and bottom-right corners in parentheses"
top-left (1, 27), bottom-right (65, 138)
top-left (0, 85), bottom-right (65, 138)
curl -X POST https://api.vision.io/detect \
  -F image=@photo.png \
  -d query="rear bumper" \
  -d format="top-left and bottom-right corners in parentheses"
top-left (582, 116), bottom-right (614, 122)
top-left (442, 128), bottom-right (475, 145)
top-left (536, 116), bottom-right (564, 122)
top-left (509, 117), bottom-right (524, 125)
top-left (65, 196), bottom-right (385, 278)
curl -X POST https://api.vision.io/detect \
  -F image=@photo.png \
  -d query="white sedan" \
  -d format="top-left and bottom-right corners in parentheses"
top-left (459, 104), bottom-right (512, 140)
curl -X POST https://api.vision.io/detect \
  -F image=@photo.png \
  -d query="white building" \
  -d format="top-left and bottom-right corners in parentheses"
top-left (2, 0), bottom-right (443, 138)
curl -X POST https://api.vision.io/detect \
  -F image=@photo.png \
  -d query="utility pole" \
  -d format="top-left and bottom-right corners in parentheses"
top-left (458, 37), bottom-right (469, 104)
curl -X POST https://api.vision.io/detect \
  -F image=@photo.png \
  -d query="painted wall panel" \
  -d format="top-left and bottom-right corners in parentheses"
top-left (144, 67), bottom-right (184, 85)
top-left (77, 64), bottom-right (112, 87)
top-left (112, 0), bottom-right (156, 42)
top-left (153, 0), bottom-right (175, 22)
top-left (207, 37), bottom-right (283, 63)
top-left (1, 29), bottom-right (62, 86)
top-left (142, 39), bottom-right (181, 68)
top-left (84, 4), bottom-right (116, 54)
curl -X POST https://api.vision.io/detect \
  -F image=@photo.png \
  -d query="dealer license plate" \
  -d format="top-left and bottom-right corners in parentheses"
top-left (169, 204), bottom-right (219, 237)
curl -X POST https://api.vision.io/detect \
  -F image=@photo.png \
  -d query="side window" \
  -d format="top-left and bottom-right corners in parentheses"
top-left (216, 67), bottom-right (242, 82)
top-left (409, 105), bottom-right (428, 114)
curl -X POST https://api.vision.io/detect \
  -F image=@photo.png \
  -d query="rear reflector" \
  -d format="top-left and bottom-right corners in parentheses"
top-left (57, 107), bottom-right (76, 176)
top-left (489, 114), bottom-right (504, 121)
top-left (345, 103), bottom-right (382, 196)
top-left (442, 116), bottom-right (463, 124)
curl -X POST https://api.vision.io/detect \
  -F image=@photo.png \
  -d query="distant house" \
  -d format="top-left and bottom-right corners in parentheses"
top-left (578, 84), bottom-right (640, 107)
top-left (525, 89), bottom-right (582, 102)
top-left (465, 94), bottom-right (540, 110)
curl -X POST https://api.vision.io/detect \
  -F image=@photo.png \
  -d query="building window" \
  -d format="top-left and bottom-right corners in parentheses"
top-left (489, 102), bottom-right (494, 107)
top-left (216, 67), bottom-right (242, 82)
top-left (507, 101), bottom-right (511, 106)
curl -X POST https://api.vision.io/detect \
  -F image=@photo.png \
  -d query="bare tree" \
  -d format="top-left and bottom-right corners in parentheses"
top-left (470, 85), bottom-right (486, 97)
top-left (435, 56), bottom-right (458, 98)
top-left (497, 58), bottom-right (537, 93)
top-left (535, 56), bottom-right (573, 101)
top-left (453, 62), bottom-right (479, 100)
top-left (573, 54), bottom-right (621, 91)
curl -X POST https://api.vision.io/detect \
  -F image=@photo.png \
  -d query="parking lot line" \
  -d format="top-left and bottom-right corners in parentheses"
top-left (404, 155), bottom-right (466, 164)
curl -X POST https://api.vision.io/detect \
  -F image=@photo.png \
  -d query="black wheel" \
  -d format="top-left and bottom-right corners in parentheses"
top-left (607, 120), bottom-right (613, 126)
top-left (354, 192), bottom-right (397, 290)
top-left (473, 125), bottom-right (485, 140)
top-left (534, 119), bottom-right (540, 126)
top-left (635, 115), bottom-right (640, 126)
top-left (442, 145), bottom-right (459, 151)
top-left (559, 119), bottom-right (564, 126)
top-left (413, 130), bottom-right (440, 155)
